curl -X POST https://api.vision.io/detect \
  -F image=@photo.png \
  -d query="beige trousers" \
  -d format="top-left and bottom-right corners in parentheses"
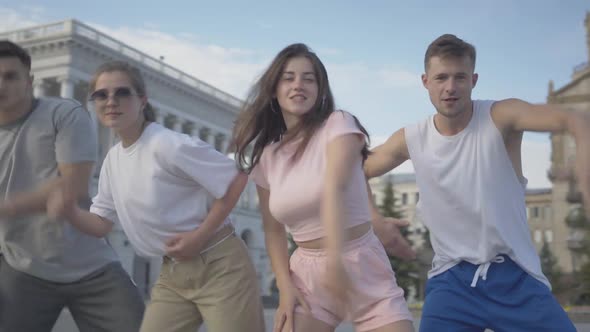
top-left (140, 235), bottom-right (265, 332)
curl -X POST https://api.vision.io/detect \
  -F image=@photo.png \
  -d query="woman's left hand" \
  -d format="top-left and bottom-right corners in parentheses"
top-left (165, 230), bottom-right (205, 261)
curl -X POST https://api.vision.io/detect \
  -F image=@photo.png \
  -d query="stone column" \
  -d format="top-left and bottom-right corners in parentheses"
top-left (172, 118), bottom-right (183, 133)
top-left (57, 76), bottom-right (75, 99)
top-left (190, 124), bottom-right (201, 138)
top-left (33, 79), bottom-right (48, 97)
top-left (214, 133), bottom-right (227, 153)
top-left (198, 127), bottom-right (211, 144)
top-left (221, 135), bottom-right (231, 154)
top-left (155, 109), bottom-right (165, 125)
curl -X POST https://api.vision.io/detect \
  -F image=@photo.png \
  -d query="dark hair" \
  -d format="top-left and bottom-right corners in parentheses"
top-left (89, 61), bottom-right (156, 122)
top-left (232, 43), bottom-right (370, 172)
top-left (424, 34), bottom-right (476, 71)
top-left (0, 40), bottom-right (31, 70)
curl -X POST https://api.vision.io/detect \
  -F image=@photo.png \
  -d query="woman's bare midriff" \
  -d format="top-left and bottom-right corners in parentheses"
top-left (294, 221), bottom-right (371, 249)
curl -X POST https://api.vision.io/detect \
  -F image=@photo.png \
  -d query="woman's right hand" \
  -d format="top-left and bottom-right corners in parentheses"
top-left (273, 280), bottom-right (311, 332)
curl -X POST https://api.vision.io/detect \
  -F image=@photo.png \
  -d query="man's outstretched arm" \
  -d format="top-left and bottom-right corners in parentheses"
top-left (493, 98), bottom-right (590, 217)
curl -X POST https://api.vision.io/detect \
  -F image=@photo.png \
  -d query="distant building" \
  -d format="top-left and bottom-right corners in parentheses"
top-left (547, 12), bottom-right (590, 273)
top-left (369, 173), bottom-right (425, 248)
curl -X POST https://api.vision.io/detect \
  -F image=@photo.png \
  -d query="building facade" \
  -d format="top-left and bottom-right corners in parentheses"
top-left (369, 173), bottom-right (426, 249)
top-left (547, 12), bottom-right (590, 273)
top-left (527, 189), bottom-right (555, 250)
top-left (0, 19), bottom-right (273, 297)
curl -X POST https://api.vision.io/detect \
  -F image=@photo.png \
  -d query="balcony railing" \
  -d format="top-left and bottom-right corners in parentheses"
top-left (0, 20), bottom-right (243, 109)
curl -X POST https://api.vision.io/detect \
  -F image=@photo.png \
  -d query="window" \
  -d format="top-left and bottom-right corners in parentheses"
top-left (199, 127), bottom-right (210, 142)
top-left (532, 207), bottom-right (539, 218)
top-left (181, 122), bottom-right (194, 135)
top-left (544, 230), bottom-right (554, 243)
top-left (544, 206), bottom-right (552, 220)
top-left (534, 230), bottom-right (542, 243)
top-left (401, 193), bottom-right (408, 205)
top-left (215, 134), bottom-right (226, 152)
top-left (415, 192), bottom-right (420, 204)
top-left (164, 115), bottom-right (176, 129)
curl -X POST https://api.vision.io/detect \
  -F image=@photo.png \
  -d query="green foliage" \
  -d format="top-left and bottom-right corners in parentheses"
top-left (566, 206), bottom-right (587, 228)
top-left (539, 240), bottom-right (564, 294)
top-left (379, 176), bottom-right (418, 298)
top-left (380, 177), bottom-right (403, 219)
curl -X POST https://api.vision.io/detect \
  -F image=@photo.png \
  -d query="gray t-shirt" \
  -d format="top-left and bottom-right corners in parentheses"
top-left (0, 97), bottom-right (118, 282)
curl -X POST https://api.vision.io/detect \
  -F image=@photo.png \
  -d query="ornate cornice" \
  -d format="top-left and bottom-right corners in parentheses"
top-left (548, 94), bottom-right (590, 104)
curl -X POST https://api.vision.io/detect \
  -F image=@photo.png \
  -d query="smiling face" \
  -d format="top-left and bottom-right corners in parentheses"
top-left (422, 55), bottom-right (478, 120)
top-left (91, 70), bottom-right (146, 132)
top-left (275, 56), bottom-right (319, 128)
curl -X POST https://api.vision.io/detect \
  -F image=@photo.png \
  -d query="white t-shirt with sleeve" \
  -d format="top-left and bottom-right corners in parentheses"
top-left (90, 122), bottom-right (238, 258)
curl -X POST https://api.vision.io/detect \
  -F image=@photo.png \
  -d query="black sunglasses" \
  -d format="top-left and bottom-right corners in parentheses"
top-left (89, 87), bottom-right (139, 102)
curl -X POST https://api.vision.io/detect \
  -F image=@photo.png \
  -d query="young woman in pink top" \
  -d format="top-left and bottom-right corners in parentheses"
top-left (233, 43), bottom-right (414, 332)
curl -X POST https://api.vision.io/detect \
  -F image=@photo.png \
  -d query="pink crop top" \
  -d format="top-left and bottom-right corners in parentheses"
top-left (250, 111), bottom-right (371, 242)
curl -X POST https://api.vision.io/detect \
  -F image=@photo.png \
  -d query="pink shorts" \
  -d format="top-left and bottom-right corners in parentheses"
top-left (290, 229), bottom-right (413, 331)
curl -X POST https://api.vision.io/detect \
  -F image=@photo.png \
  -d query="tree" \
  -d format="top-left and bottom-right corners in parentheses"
top-left (539, 240), bottom-right (564, 294)
top-left (576, 261), bottom-right (590, 305)
top-left (565, 205), bottom-right (589, 304)
top-left (379, 176), bottom-right (418, 299)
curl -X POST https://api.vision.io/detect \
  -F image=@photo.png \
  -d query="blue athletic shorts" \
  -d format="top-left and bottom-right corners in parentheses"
top-left (419, 255), bottom-right (575, 332)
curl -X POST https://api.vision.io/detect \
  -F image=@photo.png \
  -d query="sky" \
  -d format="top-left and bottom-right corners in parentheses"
top-left (1, 1), bottom-right (588, 188)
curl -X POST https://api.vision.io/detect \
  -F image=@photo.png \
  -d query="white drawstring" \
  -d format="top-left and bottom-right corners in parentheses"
top-left (470, 256), bottom-right (505, 287)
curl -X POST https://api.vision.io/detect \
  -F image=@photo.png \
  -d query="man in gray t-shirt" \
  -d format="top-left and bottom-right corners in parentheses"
top-left (0, 41), bottom-right (144, 331)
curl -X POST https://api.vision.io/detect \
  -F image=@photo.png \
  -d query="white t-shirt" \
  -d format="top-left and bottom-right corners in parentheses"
top-left (90, 123), bottom-right (238, 258)
top-left (405, 100), bottom-right (549, 288)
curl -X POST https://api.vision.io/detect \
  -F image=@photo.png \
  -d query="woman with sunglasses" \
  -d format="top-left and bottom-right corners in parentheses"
top-left (233, 43), bottom-right (414, 332)
top-left (48, 61), bottom-right (265, 332)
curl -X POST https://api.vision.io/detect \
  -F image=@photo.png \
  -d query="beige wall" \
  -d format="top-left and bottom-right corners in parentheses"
top-left (546, 13), bottom-right (590, 273)
top-left (526, 190), bottom-right (573, 272)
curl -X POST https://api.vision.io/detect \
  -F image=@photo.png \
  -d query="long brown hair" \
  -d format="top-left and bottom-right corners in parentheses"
top-left (232, 43), bottom-right (370, 172)
top-left (89, 61), bottom-right (156, 122)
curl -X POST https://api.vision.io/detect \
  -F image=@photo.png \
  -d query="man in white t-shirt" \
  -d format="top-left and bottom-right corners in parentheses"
top-left (365, 34), bottom-right (587, 331)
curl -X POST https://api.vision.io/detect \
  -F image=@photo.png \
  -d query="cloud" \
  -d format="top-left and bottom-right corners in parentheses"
top-left (254, 21), bottom-right (272, 30)
top-left (87, 23), bottom-right (270, 100)
top-left (0, 7), bottom-right (46, 31)
top-left (328, 62), bottom-right (420, 91)
top-left (521, 139), bottom-right (552, 189)
top-left (378, 67), bottom-right (421, 88)
top-left (316, 47), bottom-right (343, 57)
